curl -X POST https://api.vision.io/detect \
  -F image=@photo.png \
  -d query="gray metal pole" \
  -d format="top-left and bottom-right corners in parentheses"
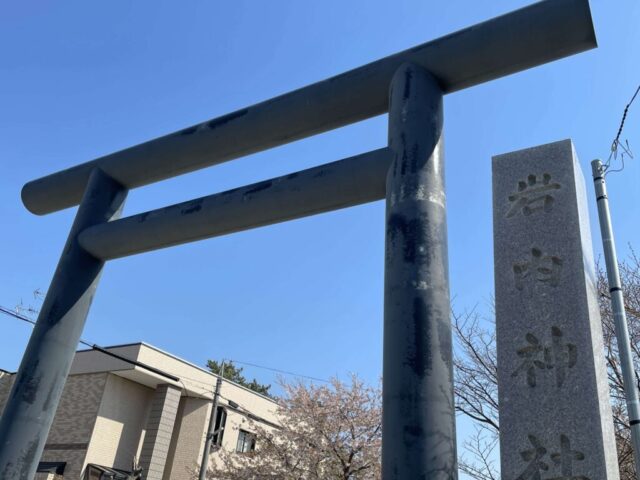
top-left (199, 362), bottom-right (224, 480)
top-left (21, 0), bottom-right (595, 216)
top-left (383, 63), bottom-right (456, 479)
top-left (0, 168), bottom-right (127, 480)
top-left (591, 159), bottom-right (640, 478)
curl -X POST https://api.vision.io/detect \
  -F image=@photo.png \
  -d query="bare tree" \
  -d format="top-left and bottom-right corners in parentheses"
top-left (454, 252), bottom-right (640, 479)
top-left (597, 250), bottom-right (640, 480)
top-left (453, 309), bottom-right (500, 480)
top-left (204, 375), bottom-right (381, 480)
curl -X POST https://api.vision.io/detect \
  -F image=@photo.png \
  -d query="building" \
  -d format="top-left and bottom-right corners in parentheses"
top-left (0, 343), bottom-right (280, 480)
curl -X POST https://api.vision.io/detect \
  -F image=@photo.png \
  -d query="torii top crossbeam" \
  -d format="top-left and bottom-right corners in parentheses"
top-left (22, 0), bottom-right (595, 217)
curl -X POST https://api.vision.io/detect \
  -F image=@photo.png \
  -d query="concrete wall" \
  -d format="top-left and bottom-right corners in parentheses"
top-left (0, 373), bottom-right (15, 416)
top-left (85, 374), bottom-right (154, 473)
top-left (163, 397), bottom-right (211, 480)
top-left (216, 382), bottom-right (279, 455)
top-left (134, 346), bottom-right (214, 397)
top-left (212, 408), bottom-right (278, 462)
top-left (139, 384), bottom-right (182, 480)
top-left (71, 345), bottom-right (142, 376)
top-left (42, 373), bottom-right (108, 479)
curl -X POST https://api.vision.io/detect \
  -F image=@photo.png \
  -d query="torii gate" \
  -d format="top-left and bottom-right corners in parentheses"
top-left (0, 0), bottom-right (596, 478)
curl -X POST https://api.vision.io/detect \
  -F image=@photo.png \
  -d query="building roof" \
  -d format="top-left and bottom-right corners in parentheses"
top-left (72, 341), bottom-right (277, 403)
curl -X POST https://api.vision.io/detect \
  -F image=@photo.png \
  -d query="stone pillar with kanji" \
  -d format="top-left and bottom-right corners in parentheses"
top-left (493, 139), bottom-right (620, 479)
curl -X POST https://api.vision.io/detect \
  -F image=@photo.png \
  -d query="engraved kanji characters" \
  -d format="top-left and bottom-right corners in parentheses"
top-left (548, 435), bottom-right (589, 480)
top-left (513, 247), bottom-right (563, 291)
top-left (507, 174), bottom-right (563, 290)
top-left (509, 181), bottom-right (576, 387)
top-left (511, 333), bottom-right (546, 387)
top-left (502, 165), bottom-right (605, 479)
top-left (516, 434), bottom-right (549, 480)
top-left (507, 173), bottom-right (561, 218)
top-left (516, 434), bottom-right (590, 480)
top-left (512, 327), bottom-right (577, 387)
top-left (545, 326), bottom-right (577, 388)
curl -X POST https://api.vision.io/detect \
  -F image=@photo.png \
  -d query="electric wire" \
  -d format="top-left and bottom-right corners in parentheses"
top-left (224, 358), bottom-right (330, 384)
top-left (605, 83), bottom-right (640, 175)
top-left (0, 305), bottom-right (178, 381)
top-left (217, 393), bottom-right (282, 430)
top-left (0, 305), bottom-right (330, 389)
top-left (1, 303), bottom-right (326, 439)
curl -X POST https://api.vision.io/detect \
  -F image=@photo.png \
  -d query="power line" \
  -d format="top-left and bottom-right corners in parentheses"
top-left (8, 292), bottom-right (332, 385)
top-left (1, 305), bottom-right (94, 350)
top-left (606, 83), bottom-right (640, 174)
top-left (1, 304), bottom-right (330, 388)
top-left (612, 84), bottom-right (640, 152)
top-left (226, 358), bottom-right (330, 384)
top-left (218, 393), bottom-right (281, 430)
top-left (139, 357), bottom-right (331, 394)
top-left (0, 305), bottom-right (178, 382)
top-left (0, 306), bottom-right (38, 327)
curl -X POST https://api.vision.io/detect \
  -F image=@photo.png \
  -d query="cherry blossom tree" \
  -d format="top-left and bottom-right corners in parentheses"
top-left (205, 375), bottom-right (381, 480)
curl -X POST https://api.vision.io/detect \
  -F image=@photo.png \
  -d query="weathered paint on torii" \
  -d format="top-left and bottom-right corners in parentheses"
top-left (0, 1), bottom-right (597, 478)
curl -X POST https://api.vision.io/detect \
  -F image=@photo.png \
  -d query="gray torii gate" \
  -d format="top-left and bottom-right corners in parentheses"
top-left (0, 0), bottom-right (596, 478)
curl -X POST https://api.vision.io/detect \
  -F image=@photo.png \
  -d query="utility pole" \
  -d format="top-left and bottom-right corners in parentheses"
top-left (199, 361), bottom-right (225, 480)
top-left (592, 159), bottom-right (640, 478)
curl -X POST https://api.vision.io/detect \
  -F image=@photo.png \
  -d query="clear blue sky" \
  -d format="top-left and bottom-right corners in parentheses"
top-left (1, 0), bottom-right (639, 471)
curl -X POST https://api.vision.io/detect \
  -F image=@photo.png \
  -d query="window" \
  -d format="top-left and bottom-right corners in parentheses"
top-left (236, 429), bottom-right (256, 453)
top-left (37, 462), bottom-right (66, 478)
top-left (212, 406), bottom-right (227, 447)
top-left (84, 464), bottom-right (133, 479)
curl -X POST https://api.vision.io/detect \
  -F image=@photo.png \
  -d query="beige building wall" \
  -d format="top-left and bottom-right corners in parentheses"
top-left (163, 397), bottom-right (211, 480)
top-left (215, 381), bottom-right (279, 454)
top-left (41, 373), bottom-right (108, 479)
top-left (217, 409), bottom-right (253, 457)
top-left (0, 343), bottom-right (282, 479)
top-left (211, 408), bottom-right (279, 465)
top-left (0, 373), bottom-right (15, 416)
top-left (125, 344), bottom-right (281, 475)
top-left (139, 384), bottom-right (182, 480)
top-left (70, 345), bottom-right (142, 376)
top-left (84, 374), bottom-right (154, 473)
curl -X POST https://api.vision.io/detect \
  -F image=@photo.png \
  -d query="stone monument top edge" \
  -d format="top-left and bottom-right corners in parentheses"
top-left (491, 138), bottom-right (574, 163)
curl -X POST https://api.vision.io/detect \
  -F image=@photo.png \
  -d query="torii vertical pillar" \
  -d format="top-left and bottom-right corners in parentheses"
top-left (383, 63), bottom-right (457, 479)
top-left (0, 169), bottom-right (127, 480)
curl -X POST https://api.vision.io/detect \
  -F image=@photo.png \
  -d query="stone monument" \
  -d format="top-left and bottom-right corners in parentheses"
top-left (493, 139), bottom-right (619, 479)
